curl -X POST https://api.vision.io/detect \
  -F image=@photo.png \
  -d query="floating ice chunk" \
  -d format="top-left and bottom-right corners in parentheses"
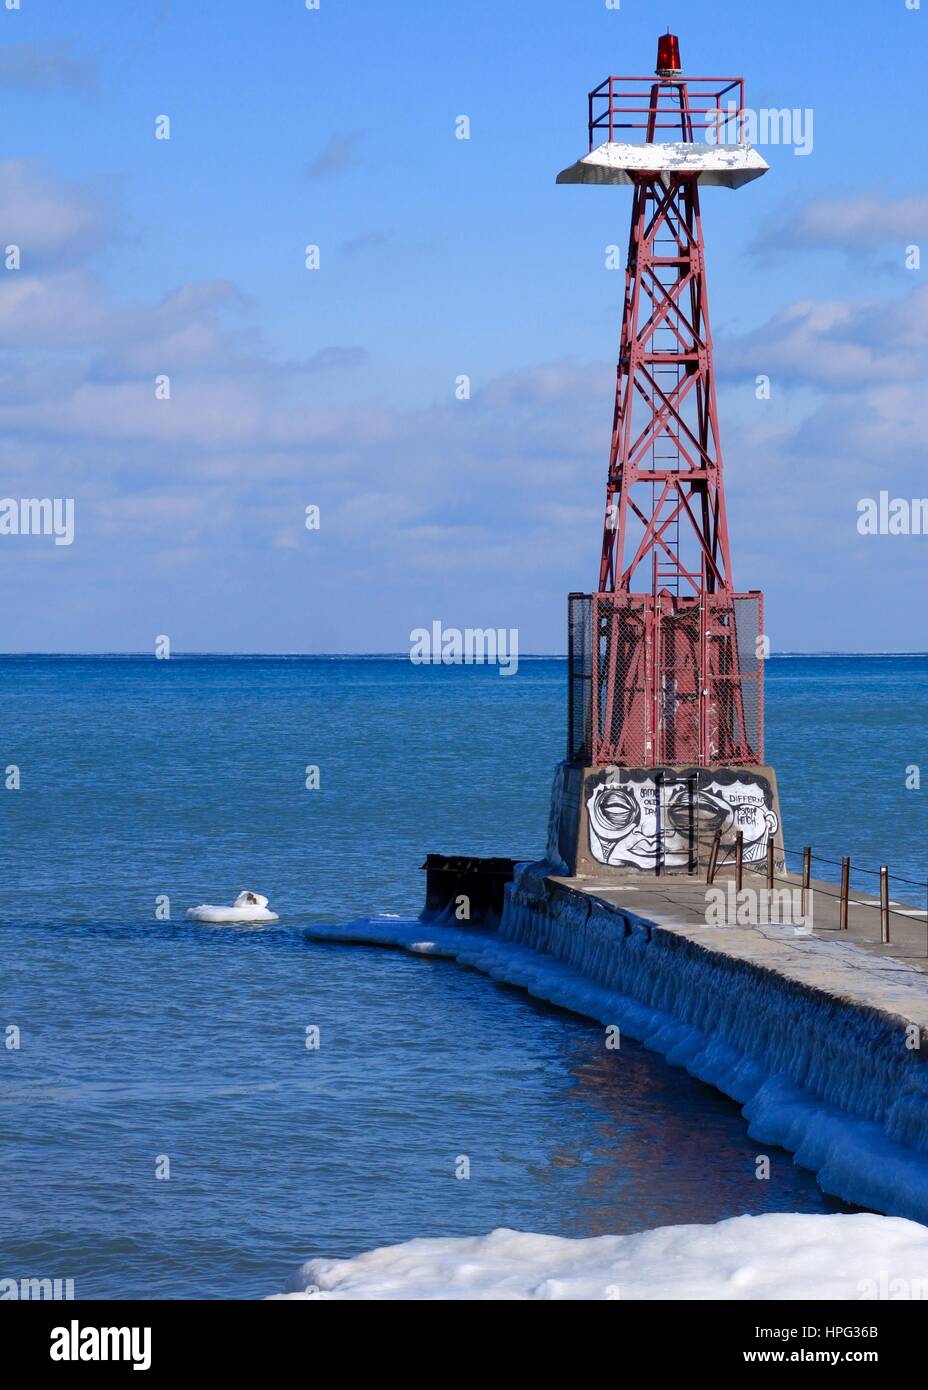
top-left (186, 891), bottom-right (279, 924)
top-left (272, 1212), bottom-right (928, 1300)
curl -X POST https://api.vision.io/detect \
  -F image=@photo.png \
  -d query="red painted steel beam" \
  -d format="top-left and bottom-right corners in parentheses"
top-left (584, 38), bottom-right (762, 768)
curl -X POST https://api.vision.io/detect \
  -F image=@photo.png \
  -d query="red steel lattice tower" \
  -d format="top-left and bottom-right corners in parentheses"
top-left (559, 33), bottom-right (768, 769)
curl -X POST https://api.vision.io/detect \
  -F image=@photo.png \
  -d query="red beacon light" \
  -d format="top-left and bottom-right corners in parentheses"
top-left (656, 31), bottom-right (682, 78)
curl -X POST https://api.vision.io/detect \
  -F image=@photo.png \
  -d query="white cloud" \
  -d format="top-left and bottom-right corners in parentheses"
top-left (0, 160), bottom-right (112, 267)
top-left (718, 284), bottom-right (928, 387)
top-left (1, 160), bottom-right (925, 652)
top-left (0, 42), bottom-right (95, 92)
top-left (753, 193), bottom-right (928, 257)
top-left (306, 132), bottom-right (364, 179)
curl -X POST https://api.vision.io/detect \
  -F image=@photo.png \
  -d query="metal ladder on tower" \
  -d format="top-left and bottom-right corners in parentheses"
top-left (651, 200), bottom-right (682, 596)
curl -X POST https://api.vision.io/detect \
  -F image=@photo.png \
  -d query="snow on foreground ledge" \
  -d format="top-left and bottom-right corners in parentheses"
top-left (271, 1213), bottom-right (928, 1301)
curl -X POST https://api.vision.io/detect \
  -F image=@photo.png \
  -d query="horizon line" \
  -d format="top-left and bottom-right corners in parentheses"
top-left (2, 650), bottom-right (927, 660)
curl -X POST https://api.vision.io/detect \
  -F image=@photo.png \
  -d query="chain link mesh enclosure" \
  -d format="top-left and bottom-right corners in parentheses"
top-left (568, 591), bottom-right (764, 766)
top-left (567, 593), bottom-right (593, 761)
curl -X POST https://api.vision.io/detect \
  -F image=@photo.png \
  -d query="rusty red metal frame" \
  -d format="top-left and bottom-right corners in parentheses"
top-left (580, 42), bottom-right (763, 769)
top-left (599, 173), bottom-right (732, 599)
top-left (588, 75), bottom-right (746, 149)
top-left (589, 593), bottom-right (763, 767)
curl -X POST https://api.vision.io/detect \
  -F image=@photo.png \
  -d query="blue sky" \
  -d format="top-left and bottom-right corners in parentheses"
top-left (0, 0), bottom-right (926, 651)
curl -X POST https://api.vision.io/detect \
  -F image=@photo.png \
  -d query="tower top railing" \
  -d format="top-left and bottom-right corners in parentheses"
top-left (588, 74), bottom-right (746, 151)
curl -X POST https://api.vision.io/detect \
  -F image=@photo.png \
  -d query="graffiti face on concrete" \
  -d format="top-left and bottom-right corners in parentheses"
top-left (699, 775), bottom-right (779, 864)
top-left (586, 771), bottom-right (696, 869)
top-left (585, 768), bottom-right (778, 870)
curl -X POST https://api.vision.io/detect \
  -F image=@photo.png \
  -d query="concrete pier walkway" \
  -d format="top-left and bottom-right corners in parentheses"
top-left (310, 852), bottom-right (928, 1218)
top-left (555, 865), bottom-right (928, 963)
top-left (550, 867), bottom-right (928, 1030)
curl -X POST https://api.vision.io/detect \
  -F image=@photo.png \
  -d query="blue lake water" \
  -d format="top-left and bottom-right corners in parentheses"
top-left (2, 654), bottom-right (926, 1298)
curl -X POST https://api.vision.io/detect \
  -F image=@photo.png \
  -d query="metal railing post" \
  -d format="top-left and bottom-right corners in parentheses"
top-left (801, 846), bottom-right (811, 918)
top-left (765, 838), bottom-right (774, 892)
top-left (735, 831), bottom-right (743, 894)
top-left (839, 856), bottom-right (850, 931)
top-left (706, 829), bottom-right (721, 887)
top-left (880, 866), bottom-right (890, 944)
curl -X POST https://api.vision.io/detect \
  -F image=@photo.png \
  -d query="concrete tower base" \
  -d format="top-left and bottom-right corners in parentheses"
top-left (547, 761), bottom-right (785, 878)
